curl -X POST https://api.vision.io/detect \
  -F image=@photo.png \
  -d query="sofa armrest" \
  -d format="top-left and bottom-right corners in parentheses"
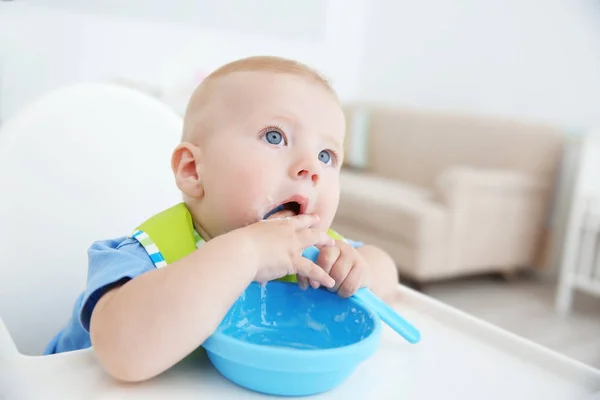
top-left (338, 170), bottom-right (449, 246)
top-left (434, 166), bottom-right (551, 267)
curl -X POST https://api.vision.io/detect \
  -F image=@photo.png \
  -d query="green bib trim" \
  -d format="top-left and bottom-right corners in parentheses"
top-left (131, 203), bottom-right (202, 268)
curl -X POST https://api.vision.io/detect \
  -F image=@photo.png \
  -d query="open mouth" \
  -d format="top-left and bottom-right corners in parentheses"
top-left (263, 196), bottom-right (307, 220)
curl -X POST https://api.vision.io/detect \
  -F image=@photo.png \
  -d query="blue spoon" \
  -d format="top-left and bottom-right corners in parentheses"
top-left (302, 246), bottom-right (421, 344)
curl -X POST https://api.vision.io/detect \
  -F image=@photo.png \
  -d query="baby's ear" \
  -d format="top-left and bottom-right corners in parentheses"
top-left (171, 142), bottom-right (204, 198)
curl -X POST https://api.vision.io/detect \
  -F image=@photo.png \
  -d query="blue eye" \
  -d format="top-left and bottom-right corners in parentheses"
top-left (319, 150), bottom-right (332, 165)
top-left (264, 130), bottom-right (285, 146)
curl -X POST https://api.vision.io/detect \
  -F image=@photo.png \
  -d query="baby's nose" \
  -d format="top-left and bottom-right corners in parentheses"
top-left (297, 167), bottom-right (319, 185)
top-left (292, 156), bottom-right (320, 185)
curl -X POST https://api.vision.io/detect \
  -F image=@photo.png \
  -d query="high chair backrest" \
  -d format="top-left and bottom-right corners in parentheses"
top-left (0, 82), bottom-right (184, 355)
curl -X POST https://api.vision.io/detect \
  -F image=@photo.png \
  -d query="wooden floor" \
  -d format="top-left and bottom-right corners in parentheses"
top-left (421, 272), bottom-right (600, 369)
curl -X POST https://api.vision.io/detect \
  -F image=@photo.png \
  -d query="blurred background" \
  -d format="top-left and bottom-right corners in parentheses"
top-left (0, 0), bottom-right (598, 368)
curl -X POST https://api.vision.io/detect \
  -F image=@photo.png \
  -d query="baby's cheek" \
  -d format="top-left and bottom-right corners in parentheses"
top-left (235, 178), bottom-right (273, 224)
top-left (316, 204), bottom-right (337, 231)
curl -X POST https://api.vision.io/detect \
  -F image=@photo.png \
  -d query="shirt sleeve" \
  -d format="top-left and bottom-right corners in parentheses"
top-left (78, 237), bottom-right (155, 332)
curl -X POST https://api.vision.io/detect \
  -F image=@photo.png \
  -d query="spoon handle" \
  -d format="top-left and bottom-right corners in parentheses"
top-left (354, 287), bottom-right (421, 344)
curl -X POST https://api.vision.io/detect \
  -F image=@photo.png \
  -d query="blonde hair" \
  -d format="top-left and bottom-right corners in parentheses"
top-left (181, 55), bottom-right (336, 142)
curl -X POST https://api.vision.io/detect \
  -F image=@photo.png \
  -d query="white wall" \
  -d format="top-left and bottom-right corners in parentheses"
top-left (0, 1), bottom-right (366, 120)
top-left (358, 0), bottom-right (600, 130)
top-left (23, 0), bottom-right (328, 41)
top-left (2, 1), bottom-right (599, 130)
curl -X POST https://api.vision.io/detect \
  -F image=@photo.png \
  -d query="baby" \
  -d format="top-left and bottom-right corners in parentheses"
top-left (44, 56), bottom-right (399, 382)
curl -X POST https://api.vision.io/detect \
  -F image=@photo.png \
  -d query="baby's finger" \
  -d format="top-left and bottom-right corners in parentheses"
top-left (297, 275), bottom-right (309, 290)
top-left (295, 257), bottom-right (335, 289)
top-left (310, 246), bottom-right (339, 290)
top-left (299, 229), bottom-right (335, 249)
top-left (337, 264), bottom-right (363, 298)
top-left (288, 213), bottom-right (320, 229)
top-left (316, 246), bottom-right (341, 274)
top-left (309, 278), bottom-right (320, 289)
top-left (328, 252), bottom-right (353, 292)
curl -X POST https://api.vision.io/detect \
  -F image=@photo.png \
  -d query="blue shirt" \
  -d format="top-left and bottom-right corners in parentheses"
top-left (43, 237), bottom-right (155, 354)
top-left (44, 236), bottom-right (364, 355)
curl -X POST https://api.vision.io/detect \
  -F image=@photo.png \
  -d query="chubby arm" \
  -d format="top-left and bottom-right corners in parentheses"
top-left (90, 232), bottom-right (257, 383)
top-left (357, 244), bottom-right (399, 302)
top-left (89, 214), bottom-right (334, 383)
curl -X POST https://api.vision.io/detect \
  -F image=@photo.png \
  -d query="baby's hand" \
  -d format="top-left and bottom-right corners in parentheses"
top-left (239, 214), bottom-right (336, 288)
top-left (299, 240), bottom-right (372, 298)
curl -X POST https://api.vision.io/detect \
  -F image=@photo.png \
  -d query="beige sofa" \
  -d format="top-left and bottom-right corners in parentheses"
top-left (332, 104), bottom-right (565, 284)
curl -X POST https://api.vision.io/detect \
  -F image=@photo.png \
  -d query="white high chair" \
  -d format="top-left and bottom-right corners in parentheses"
top-left (0, 82), bottom-right (184, 355)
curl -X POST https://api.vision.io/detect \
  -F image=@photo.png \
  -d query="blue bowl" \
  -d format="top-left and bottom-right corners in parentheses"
top-left (202, 281), bottom-right (382, 396)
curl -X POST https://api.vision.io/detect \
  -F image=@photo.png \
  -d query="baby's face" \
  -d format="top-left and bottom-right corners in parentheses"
top-left (195, 71), bottom-right (346, 237)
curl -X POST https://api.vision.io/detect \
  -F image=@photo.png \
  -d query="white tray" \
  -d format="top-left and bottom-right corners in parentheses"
top-left (2, 286), bottom-right (599, 400)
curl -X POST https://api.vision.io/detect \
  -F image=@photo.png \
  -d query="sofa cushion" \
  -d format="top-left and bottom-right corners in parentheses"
top-left (340, 169), bottom-right (431, 201)
top-left (337, 170), bottom-right (449, 246)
